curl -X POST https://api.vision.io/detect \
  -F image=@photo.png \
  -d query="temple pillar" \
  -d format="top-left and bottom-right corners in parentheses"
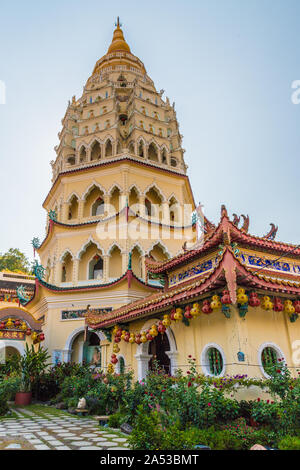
top-left (103, 255), bottom-right (109, 282)
top-left (73, 258), bottom-right (79, 285)
top-left (78, 199), bottom-right (84, 220)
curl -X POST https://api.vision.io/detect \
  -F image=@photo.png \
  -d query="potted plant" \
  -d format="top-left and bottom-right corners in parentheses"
top-left (15, 343), bottom-right (50, 406)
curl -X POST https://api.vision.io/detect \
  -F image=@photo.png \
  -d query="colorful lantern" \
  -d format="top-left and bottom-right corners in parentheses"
top-left (157, 321), bottom-right (166, 334)
top-left (31, 331), bottom-right (38, 341)
top-left (14, 319), bottom-right (21, 328)
top-left (221, 290), bottom-right (232, 305)
top-left (261, 296), bottom-right (273, 311)
top-left (273, 298), bottom-right (284, 312)
top-left (248, 292), bottom-right (260, 307)
top-left (170, 308), bottom-right (176, 321)
top-left (210, 295), bottom-right (221, 310)
top-left (191, 302), bottom-right (201, 317)
top-left (174, 308), bottom-right (183, 322)
top-left (184, 305), bottom-right (193, 319)
top-left (26, 328), bottom-right (32, 336)
top-left (202, 300), bottom-right (213, 315)
top-left (162, 314), bottom-right (171, 327)
top-left (237, 288), bottom-right (248, 305)
top-left (293, 300), bottom-right (300, 314)
top-left (135, 334), bottom-right (142, 344)
top-left (113, 344), bottom-right (120, 353)
top-left (114, 336), bottom-right (121, 343)
top-left (0, 322), bottom-right (5, 330)
top-left (140, 332), bottom-right (147, 343)
top-left (284, 299), bottom-right (295, 315)
top-left (39, 333), bottom-right (45, 341)
top-left (6, 318), bottom-right (14, 329)
top-left (129, 333), bottom-right (135, 344)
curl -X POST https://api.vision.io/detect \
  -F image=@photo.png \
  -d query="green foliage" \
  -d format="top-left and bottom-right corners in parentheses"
top-left (0, 248), bottom-right (32, 273)
top-left (0, 376), bottom-right (21, 415)
top-left (18, 344), bottom-right (51, 393)
top-left (278, 436), bottom-right (300, 450)
top-left (108, 411), bottom-right (127, 428)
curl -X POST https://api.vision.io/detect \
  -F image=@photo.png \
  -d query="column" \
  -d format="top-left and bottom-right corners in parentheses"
top-left (134, 353), bottom-right (152, 381)
top-left (78, 199), bottom-right (85, 220)
top-left (103, 255), bottom-right (109, 282)
top-left (73, 258), bottom-right (79, 285)
top-left (62, 202), bottom-right (69, 222)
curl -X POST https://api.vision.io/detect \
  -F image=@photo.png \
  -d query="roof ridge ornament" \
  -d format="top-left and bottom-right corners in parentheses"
top-left (264, 223), bottom-right (278, 240)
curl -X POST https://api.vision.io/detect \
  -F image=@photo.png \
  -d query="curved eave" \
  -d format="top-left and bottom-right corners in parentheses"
top-left (43, 157), bottom-right (194, 209)
top-left (25, 269), bottom-right (161, 307)
top-left (87, 247), bottom-right (300, 329)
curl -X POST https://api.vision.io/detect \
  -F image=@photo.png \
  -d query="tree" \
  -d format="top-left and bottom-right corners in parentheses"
top-left (0, 248), bottom-right (32, 274)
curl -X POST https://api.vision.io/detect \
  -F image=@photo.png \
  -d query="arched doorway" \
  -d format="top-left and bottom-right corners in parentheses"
top-left (65, 327), bottom-right (105, 365)
top-left (135, 319), bottom-right (178, 381)
top-left (148, 333), bottom-right (171, 374)
top-left (5, 346), bottom-right (21, 360)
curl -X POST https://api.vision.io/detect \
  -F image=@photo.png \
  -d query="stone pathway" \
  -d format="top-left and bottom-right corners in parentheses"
top-left (0, 407), bottom-right (129, 450)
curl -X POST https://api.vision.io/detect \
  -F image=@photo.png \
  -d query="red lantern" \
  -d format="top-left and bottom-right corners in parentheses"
top-left (184, 306), bottom-right (193, 319)
top-left (26, 328), bottom-right (32, 336)
top-left (111, 357), bottom-right (118, 364)
top-left (248, 292), bottom-right (260, 307)
top-left (39, 333), bottom-right (45, 341)
top-left (202, 300), bottom-right (213, 315)
top-left (146, 331), bottom-right (153, 341)
top-left (221, 290), bottom-right (232, 305)
top-left (135, 334), bottom-right (142, 344)
top-left (114, 336), bottom-right (121, 343)
top-left (124, 334), bottom-right (130, 343)
top-left (0, 322), bottom-right (5, 330)
top-left (294, 300), bottom-right (300, 314)
top-left (158, 322), bottom-right (166, 334)
top-left (14, 319), bottom-right (21, 328)
top-left (273, 297), bottom-right (284, 312)
top-left (116, 329), bottom-right (122, 337)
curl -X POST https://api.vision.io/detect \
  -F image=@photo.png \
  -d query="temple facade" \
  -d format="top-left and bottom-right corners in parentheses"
top-left (12, 21), bottom-right (300, 393)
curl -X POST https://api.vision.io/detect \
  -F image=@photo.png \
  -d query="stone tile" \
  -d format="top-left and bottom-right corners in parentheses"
top-left (79, 446), bottom-right (100, 450)
top-left (107, 447), bottom-right (129, 450)
top-left (103, 434), bottom-right (121, 438)
top-left (35, 444), bottom-right (51, 450)
top-left (71, 441), bottom-right (94, 447)
top-left (80, 433), bottom-right (98, 438)
top-left (28, 439), bottom-right (43, 445)
top-left (5, 443), bottom-right (22, 449)
top-left (114, 438), bottom-right (128, 442)
top-left (45, 440), bottom-right (63, 446)
top-left (91, 437), bottom-right (109, 442)
top-left (100, 442), bottom-right (119, 447)
top-left (55, 446), bottom-right (71, 450)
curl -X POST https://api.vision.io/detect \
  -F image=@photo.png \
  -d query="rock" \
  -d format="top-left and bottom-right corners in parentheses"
top-left (120, 423), bottom-right (133, 435)
top-left (55, 402), bottom-right (66, 410)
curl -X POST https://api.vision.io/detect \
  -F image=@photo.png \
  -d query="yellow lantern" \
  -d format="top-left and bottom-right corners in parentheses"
top-left (261, 295), bottom-right (274, 311)
top-left (191, 303), bottom-right (200, 317)
top-left (174, 308), bottom-right (183, 321)
top-left (31, 331), bottom-right (38, 341)
top-left (140, 332), bottom-right (147, 343)
top-left (237, 288), bottom-right (248, 305)
top-left (284, 300), bottom-right (295, 314)
top-left (107, 363), bottom-right (114, 374)
top-left (210, 295), bottom-right (221, 310)
top-left (112, 325), bottom-right (119, 335)
top-left (20, 321), bottom-right (27, 331)
top-left (162, 315), bottom-right (171, 327)
top-left (129, 333), bottom-right (136, 344)
top-left (113, 344), bottom-right (120, 353)
top-left (121, 330), bottom-right (127, 340)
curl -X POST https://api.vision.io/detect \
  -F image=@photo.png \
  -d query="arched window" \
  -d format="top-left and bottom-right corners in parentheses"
top-left (67, 155), bottom-right (76, 166)
top-left (138, 141), bottom-right (144, 157)
top-left (145, 198), bottom-right (152, 217)
top-left (89, 255), bottom-right (103, 280)
top-left (119, 356), bottom-right (125, 374)
top-left (91, 141), bottom-right (101, 161)
top-left (171, 157), bottom-right (177, 167)
top-left (79, 147), bottom-right (87, 162)
top-left (148, 143), bottom-right (158, 162)
top-left (129, 142), bottom-right (135, 154)
top-left (92, 197), bottom-right (104, 216)
top-left (105, 140), bottom-right (113, 156)
top-left (61, 265), bottom-right (66, 282)
top-left (68, 195), bottom-right (79, 220)
top-left (260, 346), bottom-right (283, 377)
top-left (161, 148), bottom-right (167, 164)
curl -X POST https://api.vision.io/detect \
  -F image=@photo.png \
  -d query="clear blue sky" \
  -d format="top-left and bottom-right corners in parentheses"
top-left (0, 0), bottom-right (299, 262)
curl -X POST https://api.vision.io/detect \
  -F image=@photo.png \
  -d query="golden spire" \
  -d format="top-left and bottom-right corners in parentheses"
top-left (107, 17), bottom-right (131, 54)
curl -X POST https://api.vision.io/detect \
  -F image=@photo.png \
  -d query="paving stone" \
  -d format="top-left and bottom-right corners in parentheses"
top-left (63, 436), bottom-right (83, 441)
top-left (79, 446), bottom-right (100, 450)
top-left (71, 441), bottom-right (94, 447)
top-left (5, 443), bottom-right (22, 449)
top-left (103, 434), bottom-right (121, 438)
top-left (45, 440), bottom-right (63, 446)
top-left (107, 447), bottom-right (129, 450)
top-left (35, 444), bottom-right (51, 450)
top-left (100, 442), bottom-right (119, 447)
top-left (80, 433), bottom-right (98, 438)
top-left (55, 446), bottom-right (71, 450)
top-left (91, 437), bottom-right (109, 442)
top-left (28, 439), bottom-right (43, 445)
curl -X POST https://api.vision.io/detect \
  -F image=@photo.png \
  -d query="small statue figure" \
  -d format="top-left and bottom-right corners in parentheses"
top-left (77, 398), bottom-right (86, 409)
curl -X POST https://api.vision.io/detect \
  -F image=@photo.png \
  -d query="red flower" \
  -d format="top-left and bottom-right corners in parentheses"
top-left (187, 371), bottom-right (191, 374)
top-left (161, 389), bottom-right (166, 392)
top-left (257, 398), bottom-right (260, 402)
top-left (188, 355), bottom-right (192, 358)
top-left (188, 382), bottom-right (192, 387)
top-left (207, 403), bottom-right (212, 407)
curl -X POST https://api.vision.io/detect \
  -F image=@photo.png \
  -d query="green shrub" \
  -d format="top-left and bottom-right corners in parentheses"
top-left (0, 376), bottom-right (20, 415)
top-left (108, 411), bottom-right (127, 428)
top-left (278, 436), bottom-right (300, 450)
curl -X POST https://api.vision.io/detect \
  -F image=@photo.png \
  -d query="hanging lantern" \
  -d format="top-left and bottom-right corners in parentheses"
top-left (237, 288), bottom-right (248, 305)
top-left (121, 330), bottom-right (127, 340)
top-left (162, 314), bottom-right (171, 327)
top-left (135, 334), bottom-right (142, 344)
top-left (129, 333), bottom-right (135, 344)
top-left (174, 308), bottom-right (183, 322)
top-left (146, 331), bottom-right (153, 341)
top-left (191, 302), bottom-right (201, 317)
top-left (107, 363), bottom-right (114, 374)
top-left (273, 298), bottom-right (284, 312)
top-left (210, 295), bottom-right (221, 310)
top-left (261, 296), bottom-right (273, 311)
top-left (26, 328), bottom-right (32, 336)
top-left (284, 299), bottom-right (295, 315)
top-left (157, 321), bottom-right (166, 334)
top-left (20, 321), bottom-right (27, 331)
top-left (116, 328), bottom-right (122, 337)
top-left (248, 292), bottom-right (260, 307)
top-left (202, 300), bottom-right (213, 315)
top-left (149, 324), bottom-right (158, 336)
top-left (221, 290), bottom-right (232, 305)
top-left (31, 331), bottom-right (38, 341)
top-left (112, 325), bottom-right (119, 335)
top-left (114, 336), bottom-right (121, 343)
top-left (113, 343), bottom-right (120, 353)
top-left (293, 300), bottom-right (300, 314)
top-left (14, 319), bottom-right (21, 328)
top-left (140, 332), bottom-right (147, 343)
top-left (39, 333), bottom-right (45, 341)
top-left (170, 308), bottom-right (176, 321)
top-left (184, 305), bottom-right (193, 319)
top-left (0, 322), bottom-right (5, 330)
top-left (124, 333), bottom-right (130, 342)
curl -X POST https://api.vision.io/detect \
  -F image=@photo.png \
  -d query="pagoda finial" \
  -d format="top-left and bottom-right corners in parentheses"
top-left (115, 16), bottom-right (122, 28)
